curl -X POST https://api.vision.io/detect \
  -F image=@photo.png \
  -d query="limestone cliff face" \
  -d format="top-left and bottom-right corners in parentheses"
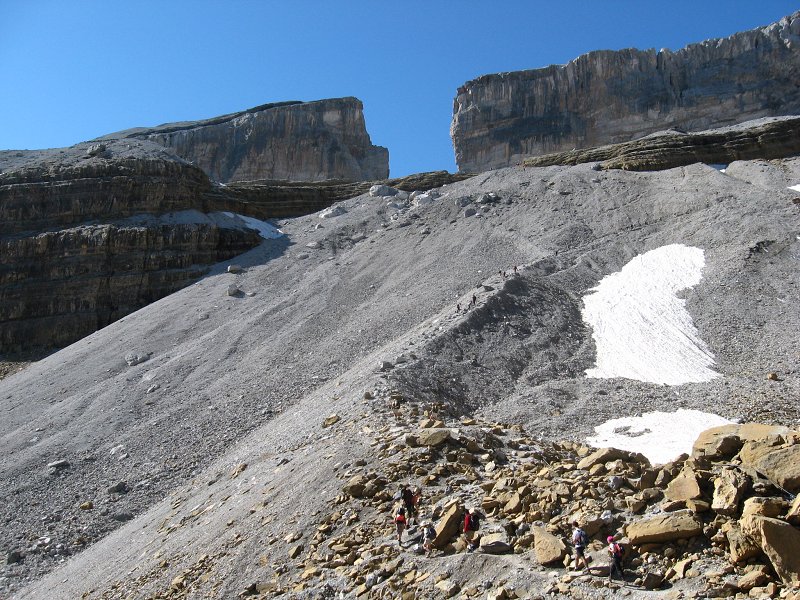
top-left (107, 97), bottom-right (389, 183)
top-left (0, 141), bottom-right (263, 352)
top-left (451, 12), bottom-right (800, 172)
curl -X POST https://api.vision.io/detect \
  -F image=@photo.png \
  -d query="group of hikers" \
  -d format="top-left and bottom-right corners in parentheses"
top-left (456, 265), bottom-right (520, 312)
top-left (393, 487), bottom-right (626, 583)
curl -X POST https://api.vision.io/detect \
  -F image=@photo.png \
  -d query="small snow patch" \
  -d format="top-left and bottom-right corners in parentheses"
top-left (788, 184), bottom-right (800, 192)
top-left (587, 409), bottom-right (732, 465)
top-left (582, 244), bottom-right (718, 385)
top-left (221, 212), bottom-right (283, 239)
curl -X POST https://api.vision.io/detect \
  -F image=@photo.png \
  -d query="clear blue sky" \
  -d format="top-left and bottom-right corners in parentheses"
top-left (1, 1), bottom-right (797, 177)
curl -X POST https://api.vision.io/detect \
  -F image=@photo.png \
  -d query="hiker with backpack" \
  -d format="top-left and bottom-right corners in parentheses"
top-left (401, 486), bottom-right (417, 525)
top-left (607, 535), bottom-right (625, 582)
top-left (394, 507), bottom-right (407, 544)
top-left (422, 521), bottom-right (437, 555)
top-left (571, 521), bottom-right (591, 573)
top-left (463, 508), bottom-right (481, 551)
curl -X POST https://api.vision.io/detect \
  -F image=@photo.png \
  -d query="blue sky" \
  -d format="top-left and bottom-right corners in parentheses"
top-left (1, 1), bottom-right (797, 176)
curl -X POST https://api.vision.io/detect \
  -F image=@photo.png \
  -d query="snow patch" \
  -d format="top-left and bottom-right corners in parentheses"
top-left (221, 212), bottom-right (283, 239)
top-left (587, 409), bottom-right (732, 465)
top-left (788, 184), bottom-right (800, 192)
top-left (582, 244), bottom-right (718, 385)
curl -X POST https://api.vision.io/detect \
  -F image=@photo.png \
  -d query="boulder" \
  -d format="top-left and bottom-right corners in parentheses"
top-left (433, 502), bottom-right (463, 548)
top-left (532, 526), bottom-right (567, 564)
top-left (342, 475), bottom-right (369, 498)
top-left (417, 428), bottom-right (451, 447)
top-left (692, 425), bottom-right (743, 460)
top-left (722, 522), bottom-right (761, 564)
top-left (369, 184), bottom-right (398, 197)
top-left (741, 496), bottom-right (788, 518)
top-left (665, 468), bottom-right (703, 503)
top-left (787, 495), bottom-right (800, 525)
top-left (711, 468), bottom-right (748, 516)
top-left (479, 532), bottom-right (513, 554)
top-left (738, 437), bottom-right (800, 493)
top-left (740, 515), bottom-right (800, 585)
top-left (625, 510), bottom-right (703, 544)
top-left (577, 447), bottom-right (648, 470)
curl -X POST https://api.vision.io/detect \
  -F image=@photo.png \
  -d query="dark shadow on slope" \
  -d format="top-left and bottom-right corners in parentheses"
top-left (390, 270), bottom-right (595, 417)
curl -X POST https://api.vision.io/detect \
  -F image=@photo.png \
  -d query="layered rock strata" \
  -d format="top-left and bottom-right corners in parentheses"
top-left (104, 97), bottom-right (389, 183)
top-left (0, 141), bottom-right (263, 352)
top-left (452, 12), bottom-right (800, 172)
top-left (521, 116), bottom-right (800, 171)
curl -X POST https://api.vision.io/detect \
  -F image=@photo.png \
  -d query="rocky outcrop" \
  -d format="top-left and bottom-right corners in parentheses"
top-left (521, 116), bottom-right (800, 171)
top-left (0, 140), bottom-right (264, 352)
top-left (452, 12), bottom-right (800, 172)
top-left (104, 97), bottom-right (389, 183)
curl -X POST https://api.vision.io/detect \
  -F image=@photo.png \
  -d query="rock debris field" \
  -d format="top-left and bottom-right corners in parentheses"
top-left (1, 157), bottom-right (799, 598)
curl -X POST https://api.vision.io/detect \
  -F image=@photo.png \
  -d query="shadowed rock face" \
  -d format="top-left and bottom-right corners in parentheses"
top-left (451, 12), bottom-right (800, 172)
top-left (104, 97), bottom-right (389, 183)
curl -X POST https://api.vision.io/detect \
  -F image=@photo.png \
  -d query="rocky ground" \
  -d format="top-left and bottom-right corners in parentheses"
top-left (1, 157), bottom-right (799, 598)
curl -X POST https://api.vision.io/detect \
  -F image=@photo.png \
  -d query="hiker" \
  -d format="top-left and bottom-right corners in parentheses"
top-left (394, 507), bottom-right (407, 544)
top-left (607, 536), bottom-right (625, 582)
top-left (401, 487), bottom-right (416, 525)
top-left (571, 521), bottom-right (591, 572)
top-left (422, 521), bottom-right (436, 555)
top-left (463, 508), bottom-right (481, 551)
top-left (513, 265), bottom-right (517, 274)
top-left (456, 302), bottom-right (461, 312)
top-left (471, 294), bottom-right (477, 307)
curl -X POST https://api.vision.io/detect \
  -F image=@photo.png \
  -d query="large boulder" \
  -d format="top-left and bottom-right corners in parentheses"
top-left (740, 515), bottom-right (800, 585)
top-left (722, 522), bottom-right (761, 564)
top-left (417, 428), bottom-right (452, 447)
top-left (625, 510), bottom-right (703, 544)
top-left (433, 502), bottom-right (464, 549)
top-left (479, 532), bottom-right (513, 555)
top-left (532, 526), bottom-right (567, 564)
top-left (665, 467), bottom-right (703, 503)
top-left (738, 436), bottom-right (800, 493)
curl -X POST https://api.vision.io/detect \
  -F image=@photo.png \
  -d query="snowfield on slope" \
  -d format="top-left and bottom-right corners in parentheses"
top-left (582, 244), bottom-right (718, 386)
top-left (587, 409), bottom-right (733, 465)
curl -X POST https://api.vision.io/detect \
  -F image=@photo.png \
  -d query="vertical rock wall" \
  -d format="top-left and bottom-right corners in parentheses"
top-left (112, 97), bottom-right (389, 183)
top-left (451, 12), bottom-right (800, 172)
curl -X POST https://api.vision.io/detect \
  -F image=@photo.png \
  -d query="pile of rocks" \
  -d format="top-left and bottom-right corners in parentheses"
top-left (237, 395), bottom-right (800, 599)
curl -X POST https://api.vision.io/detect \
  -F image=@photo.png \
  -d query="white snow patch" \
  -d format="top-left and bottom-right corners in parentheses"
top-left (587, 409), bottom-right (732, 465)
top-left (221, 212), bottom-right (283, 239)
top-left (582, 244), bottom-right (718, 385)
top-left (788, 184), bottom-right (800, 192)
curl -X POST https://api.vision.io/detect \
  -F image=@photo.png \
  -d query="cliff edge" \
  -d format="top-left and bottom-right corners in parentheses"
top-left (451, 12), bottom-right (800, 172)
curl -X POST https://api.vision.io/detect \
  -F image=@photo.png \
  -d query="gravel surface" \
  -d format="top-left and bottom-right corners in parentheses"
top-left (2, 158), bottom-right (799, 598)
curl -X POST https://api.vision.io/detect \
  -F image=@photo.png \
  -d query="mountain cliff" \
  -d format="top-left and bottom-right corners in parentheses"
top-left (451, 12), bottom-right (800, 172)
top-left (104, 97), bottom-right (389, 183)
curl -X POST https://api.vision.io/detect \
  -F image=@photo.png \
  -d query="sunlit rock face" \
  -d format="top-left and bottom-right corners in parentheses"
top-left (108, 97), bottom-right (389, 183)
top-left (451, 12), bottom-right (800, 172)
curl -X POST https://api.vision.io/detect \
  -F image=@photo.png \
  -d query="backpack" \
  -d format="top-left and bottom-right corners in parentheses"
top-left (611, 543), bottom-right (624, 558)
top-left (468, 512), bottom-right (480, 531)
top-left (575, 528), bottom-right (588, 547)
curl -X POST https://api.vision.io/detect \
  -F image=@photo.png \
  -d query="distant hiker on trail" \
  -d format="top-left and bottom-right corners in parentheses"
top-left (394, 507), bottom-right (407, 544)
top-left (607, 536), bottom-right (625, 582)
top-left (571, 521), bottom-right (591, 572)
top-left (471, 294), bottom-right (477, 307)
top-left (456, 302), bottom-right (461, 312)
top-left (422, 522), bottom-right (436, 555)
top-left (513, 265), bottom-right (518, 274)
top-left (401, 487), bottom-right (417, 525)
